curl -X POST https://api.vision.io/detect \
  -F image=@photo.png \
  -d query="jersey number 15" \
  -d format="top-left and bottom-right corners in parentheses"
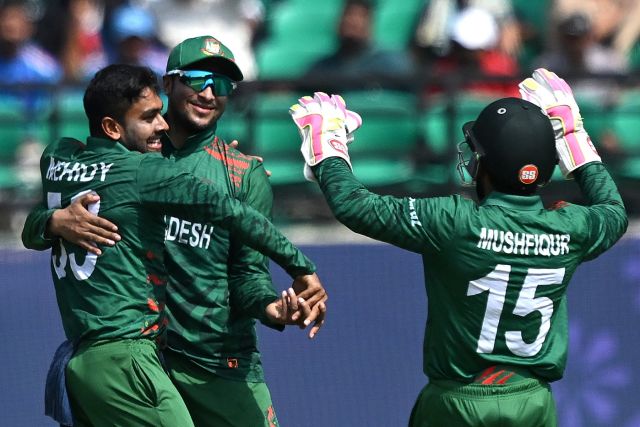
top-left (467, 264), bottom-right (565, 357)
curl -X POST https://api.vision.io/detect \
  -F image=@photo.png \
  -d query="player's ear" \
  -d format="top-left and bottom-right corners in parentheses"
top-left (162, 75), bottom-right (172, 95)
top-left (101, 116), bottom-right (122, 141)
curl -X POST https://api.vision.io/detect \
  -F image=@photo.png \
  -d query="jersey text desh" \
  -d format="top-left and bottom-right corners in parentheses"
top-left (161, 129), bottom-right (279, 383)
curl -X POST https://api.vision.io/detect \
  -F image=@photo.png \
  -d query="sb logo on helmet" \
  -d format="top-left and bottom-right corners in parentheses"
top-left (519, 164), bottom-right (539, 184)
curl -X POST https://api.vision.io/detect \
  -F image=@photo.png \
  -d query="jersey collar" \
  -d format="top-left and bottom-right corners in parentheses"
top-left (480, 191), bottom-right (544, 211)
top-left (161, 125), bottom-right (217, 157)
top-left (85, 137), bottom-right (129, 154)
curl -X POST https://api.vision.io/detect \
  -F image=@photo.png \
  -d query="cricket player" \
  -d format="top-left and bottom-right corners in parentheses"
top-left (160, 36), bottom-right (328, 426)
top-left (22, 64), bottom-right (322, 427)
top-left (25, 36), bottom-right (327, 427)
top-left (289, 70), bottom-right (627, 426)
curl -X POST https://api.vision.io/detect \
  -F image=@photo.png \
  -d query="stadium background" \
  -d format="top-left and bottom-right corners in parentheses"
top-left (2, 234), bottom-right (640, 427)
top-left (2, 0), bottom-right (640, 425)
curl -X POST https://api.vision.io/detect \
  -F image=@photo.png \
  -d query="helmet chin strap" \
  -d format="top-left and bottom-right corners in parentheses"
top-left (475, 165), bottom-right (493, 202)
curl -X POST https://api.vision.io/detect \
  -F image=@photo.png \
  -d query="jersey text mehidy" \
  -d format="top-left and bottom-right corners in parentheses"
top-left (46, 157), bottom-right (113, 183)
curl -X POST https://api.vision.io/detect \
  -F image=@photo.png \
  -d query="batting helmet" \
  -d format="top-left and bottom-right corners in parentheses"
top-left (457, 97), bottom-right (557, 194)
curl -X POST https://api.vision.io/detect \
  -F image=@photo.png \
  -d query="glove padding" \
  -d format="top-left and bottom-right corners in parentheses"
top-left (519, 68), bottom-right (601, 177)
top-left (289, 92), bottom-right (362, 182)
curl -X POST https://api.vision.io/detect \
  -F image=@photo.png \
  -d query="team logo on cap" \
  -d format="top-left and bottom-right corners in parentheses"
top-left (519, 164), bottom-right (539, 184)
top-left (202, 38), bottom-right (222, 56)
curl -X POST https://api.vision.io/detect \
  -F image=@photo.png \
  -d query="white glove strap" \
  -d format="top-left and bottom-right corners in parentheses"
top-left (555, 127), bottom-right (601, 176)
top-left (303, 163), bottom-right (316, 182)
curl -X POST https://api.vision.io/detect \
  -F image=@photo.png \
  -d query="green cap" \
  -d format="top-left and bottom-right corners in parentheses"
top-left (165, 35), bottom-right (244, 81)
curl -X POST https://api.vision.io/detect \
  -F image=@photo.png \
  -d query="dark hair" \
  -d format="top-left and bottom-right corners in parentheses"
top-left (344, 0), bottom-right (373, 12)
top-left (83, 64), bottom-right (160, 136)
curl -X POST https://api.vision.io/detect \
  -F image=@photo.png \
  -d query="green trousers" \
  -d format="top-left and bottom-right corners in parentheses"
top-left (164, 350), bottom-right (279, 427)
top-left (409, 378), bottom-right (558, 427)
top-left (66, 339), bottom-right (194, 427)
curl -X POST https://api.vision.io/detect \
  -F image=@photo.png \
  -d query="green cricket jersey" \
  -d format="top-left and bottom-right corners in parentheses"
top-left (160, 127), bottom-right (281, 382)
top-left (314, 158), bottom-right (627, 382)
top-left (24, 136), bottom-right (315, 343)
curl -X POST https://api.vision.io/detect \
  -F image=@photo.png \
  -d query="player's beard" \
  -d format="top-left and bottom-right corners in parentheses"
top-left (171, 103), bottom-right (220, 134)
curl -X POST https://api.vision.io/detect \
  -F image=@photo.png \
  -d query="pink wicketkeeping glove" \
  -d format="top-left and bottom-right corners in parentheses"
top-left (519, 68), bottom-right (601, 177)
top-left (289, 92), bottom-right (362, 181)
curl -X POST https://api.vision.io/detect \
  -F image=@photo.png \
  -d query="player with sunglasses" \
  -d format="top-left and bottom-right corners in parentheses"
top-left (156, 35), bottom-right (321, 427)
top-left (24, 35), bottom-right (328, 427)
top-left (165, 69), bottom-right (238, 95)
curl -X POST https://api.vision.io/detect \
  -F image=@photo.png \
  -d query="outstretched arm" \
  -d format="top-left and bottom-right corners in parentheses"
top-left (227, 161), bottom-right (327, 337)
top-left (137, 155), bottom-right (317, 278)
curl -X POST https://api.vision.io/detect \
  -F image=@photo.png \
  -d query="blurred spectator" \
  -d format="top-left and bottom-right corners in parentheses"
top-left (552, 0), bottom-right (640, 68)
top-left (142, 0), bottom-right (263, 80)
top-left (427, 7), bottom-right (520, 98)
top-left (305, 0), bottom-right (414, 85)
top-left (91, 4), bottom-right (168, 78)
top-left (552, 0), bottom-right (625, 45)
top-left (35, 0), bottom-right (105, 82)
top-left (0, 1), bottom-right (62, 89)
top-left (412, 0), bottom-right (521, 63)
top-left (534, 12), bottom-right (628, 101)
top-left (0, 1), bottom-right (63, 192)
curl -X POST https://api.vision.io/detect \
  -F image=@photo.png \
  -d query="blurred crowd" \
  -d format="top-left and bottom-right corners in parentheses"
top-left (2, 0), bottom-right (640, 214)
top-left (1, 0), bottom-right (638, 86)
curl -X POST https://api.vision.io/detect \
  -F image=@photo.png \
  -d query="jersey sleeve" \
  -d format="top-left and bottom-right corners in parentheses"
top-left (228, 161), bottom-right (282, 328)
top-left (136, 155), bottom-right (316, 278)
top-left (312, 158), bottom-right (457, 253)
top-left (21, 201), bottom-right (56, 250)
top-left (574, 162), bottom-right (628, 260)
top-left (22, 141), bottom-right (63, 251)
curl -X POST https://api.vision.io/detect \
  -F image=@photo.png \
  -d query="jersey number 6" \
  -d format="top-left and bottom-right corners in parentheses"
top-left (47, 190), bottom-right (100, 281)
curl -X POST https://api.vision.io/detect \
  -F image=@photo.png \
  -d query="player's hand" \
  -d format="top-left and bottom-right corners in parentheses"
top-left (518, 68), bottom-right (601, 177)
top-left (265, 288), bottom-right (325, 338)
top-left (228, 139), bottom-right (272, 177)
top-left (48, 193), bottom-right (120, 256)
top-left (289, 92), bottom-right (362, 181)
top-left (291, 272), bottom-right (327, 338)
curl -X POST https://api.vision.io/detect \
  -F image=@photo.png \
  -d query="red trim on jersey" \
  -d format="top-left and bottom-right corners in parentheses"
top-left (204, 145), bottom-right (250, 170)
top-left (147, 298), bottom-right (159, 312)
top-left (141, 323), bottom-right (159, 335)
top-left (147, 274), bottom-right (166, 286)
top-left (477, 366), bottom-right (496, 381)
top-left (549, 200), bottom-right (569, 210)
top-left (481, 370), bottom-right (506, 385)
top-left (267, 405), bottom-right (277, 427)
top-left (496, 372), bottom-right (515, 384)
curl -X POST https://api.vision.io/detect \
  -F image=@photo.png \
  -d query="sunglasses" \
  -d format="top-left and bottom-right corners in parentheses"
top-left (167, 70), bottom-right (237, 95)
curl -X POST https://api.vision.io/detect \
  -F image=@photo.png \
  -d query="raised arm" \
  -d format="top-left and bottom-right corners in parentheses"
top-left (519, 68), bottom-right (628, 257)
top-left (289, 92), bottom-right (441, 253)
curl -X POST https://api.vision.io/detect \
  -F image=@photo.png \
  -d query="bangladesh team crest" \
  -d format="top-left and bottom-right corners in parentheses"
top-left (201, 38), bottom-right (222, 56)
